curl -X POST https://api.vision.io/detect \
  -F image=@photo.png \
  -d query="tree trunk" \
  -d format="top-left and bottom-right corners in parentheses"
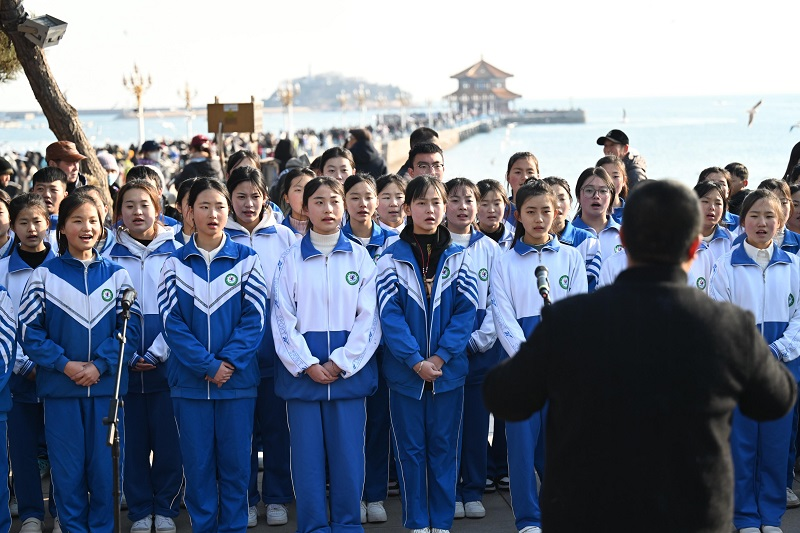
top-left (0, 0), bottom-right (108, 193)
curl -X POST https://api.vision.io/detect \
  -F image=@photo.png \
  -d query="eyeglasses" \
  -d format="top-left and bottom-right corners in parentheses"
top-left (582, 187), bottom-right (611, 197)
top-left (416, 162), bottom-right (444, 172)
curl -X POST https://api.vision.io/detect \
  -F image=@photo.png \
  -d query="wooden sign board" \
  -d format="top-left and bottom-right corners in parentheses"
top-left (206, 101), bottom-right (263, 133)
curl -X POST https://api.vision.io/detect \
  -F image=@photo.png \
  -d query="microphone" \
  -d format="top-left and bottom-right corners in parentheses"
top-left (535, 265), bottom-right (550, 300)
top-left (121, 288), bottom-right (137, 311)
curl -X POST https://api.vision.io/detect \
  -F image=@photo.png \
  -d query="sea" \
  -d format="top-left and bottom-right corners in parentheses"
top-left (2, 93), bottom-right (799, 192)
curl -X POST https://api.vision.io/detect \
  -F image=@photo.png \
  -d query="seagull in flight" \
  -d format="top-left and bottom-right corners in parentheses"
top-left (747, 100), bottom-right (762, 127)
top-left (791, 121), bottom-right (800, 132)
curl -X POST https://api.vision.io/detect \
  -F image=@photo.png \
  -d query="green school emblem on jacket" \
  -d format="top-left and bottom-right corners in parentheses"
top-left (559, 275), bottom-right (569, 290)
top-left (790, 294), bottom-right (795, 307)
top-left (614, 244), bottom-right (623, 254)
top-left (101, 289), bottom-right (114, 302)
top-left (225, 273), bottom-right (239, 286)
top-left (346, 271), bottom-right (360, 285)
top-left (479, 268), bottom-right (488, 281)
top-left (441, 267), bottom-right (451, 279)
top-left (696, 277), bottom-right (707, 290)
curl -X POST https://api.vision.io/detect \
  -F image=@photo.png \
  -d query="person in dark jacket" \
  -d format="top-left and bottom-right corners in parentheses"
top-left (596, 129), bottom-right (647, 189)
top-left (345, 128), bottom-right (387, 179)
top-left (174, 135), bottom-right (223, 188)
top-left (483, 179), bottom-right (797, 533)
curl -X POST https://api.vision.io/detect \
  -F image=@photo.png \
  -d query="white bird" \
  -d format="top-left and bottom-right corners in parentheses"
top-left (746, 100), bottom-right (762, 127)
top-left (791, 121), bottom-right (800, 132)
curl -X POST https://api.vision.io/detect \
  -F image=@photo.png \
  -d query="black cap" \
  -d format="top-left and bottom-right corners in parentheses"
top-left (0, 157), bottom-right (13, 176)
top-left (140, 140), bottom-right (160, 153)
top-left (596, 129), bottom-right (629, 146)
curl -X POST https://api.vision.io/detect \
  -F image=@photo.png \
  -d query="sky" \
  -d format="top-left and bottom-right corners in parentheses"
top-left (1, 0), bottom-right (799, 112)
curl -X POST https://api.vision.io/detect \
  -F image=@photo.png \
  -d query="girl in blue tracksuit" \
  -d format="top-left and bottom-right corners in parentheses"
top-left (542, 177), bottom-right (602, 292)
top-left (572, 167), bottom-right (622, 262)
top-left (0, 190), bottom-right (13, 259)
top-left (158, 178), bottom-right (267, 533)
top-left (279, 167), bottom-right (316, 237)
top-left (376, 175), bottom-right (479, 533)
top-left (107, 180), bottom-right (183, 532)
top-left (597, 155), bottom-right (628, 224)
top-left (376, 174), bottom-right (407, 234)
top-left (224, 166), bottom-right (296, 528)
top-left (694, 181), bottom-right (735, 263)
top-left (18, 192), bottom-right (141, 533)
top-left (0, 281), bottom-right (15, 533)
top-left (445, 178), bottom-right (501, 520)
top-left (342, 173), bottom-right (397, 524)
top-left (75, 185), bottom-right (116, 255)
top-left (503, 152), bottom-right (540, 232)
top-left (698, 166), bottom-right (740, 233)
top-left (476, 179), bottom-right (514, 494)
top-left (709, 189), bottom-right (800, 532)
top-left (174, 177), bottom-right (198, 246)
top-left (730, 179), bottom-right (800, 256)
top-left (272, 176), bottom-right (382, 533)
top-left (491, 181), bottom-right (588, 533)
top-left (1, 194), bottom-right (57, 529)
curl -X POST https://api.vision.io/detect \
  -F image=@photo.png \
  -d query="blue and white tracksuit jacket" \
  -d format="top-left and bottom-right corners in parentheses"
top-left (271, 231), bottom-right (381, 401)
top-left (18, 251), bottom-right (141, 398)
top-left (342, 221), bottom-right (397, 261)
top-left (106, 227), bottom-right (178, 393)
top-left (376, 239), bottom-right (479, 398)
top-left (491, 237), bottom-right (588, 530)
top-left (573, 215), bottom-right (622, 265)
top-left (723, 210), bottom-right (741, 234)
top-left (0, 244), bottom-right (58, 403)
top-left (558, 219), bottom-right (602, 292)
top-left (271, 232), bottom-right (381, 532)
top-left (705, 224), bottom-right (735, 263)
top-left (709, 243), bottom-right (800, 527)
top-left (0, 285), bottom-right (15, 533)
top-left (225, 216), bottom-right (296, 379)
top-left (158, 234), bottom-right (267, 399)
top-left (597, 242), bottom-right (715, 293)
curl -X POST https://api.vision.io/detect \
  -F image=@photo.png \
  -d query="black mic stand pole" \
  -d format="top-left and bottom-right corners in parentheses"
top-left (103, 302), bottom-right (132, 533)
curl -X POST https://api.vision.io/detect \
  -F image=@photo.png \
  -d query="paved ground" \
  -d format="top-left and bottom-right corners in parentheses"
top-left (9, 474), bottom-right (800, 532)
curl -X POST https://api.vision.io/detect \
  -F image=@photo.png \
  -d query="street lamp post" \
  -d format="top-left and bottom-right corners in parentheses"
top-left (396, 91), bottom-right (411, 133)
top-left (277, 82), bottom-right (301, 139)
top-left (178, 82), bottom-right (197, 141)
top-left (123, 64), bottom-right (152, 148)
top-left (354, 84), bottom-right (370, 128)
top-left (336, 90), bottom-right (348, 129)
top-left (375, 93), bottom-right (387, 126)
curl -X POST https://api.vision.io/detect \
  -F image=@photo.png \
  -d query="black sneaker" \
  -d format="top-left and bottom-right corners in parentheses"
top-left (496, 476), bottom-right (510, 491)
top-left (484, 478), bottom-right (496, 493)
top-left (387, 480), bottom-right (400, 496)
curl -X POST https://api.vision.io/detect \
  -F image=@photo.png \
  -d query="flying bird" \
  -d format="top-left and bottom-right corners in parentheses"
top-left (746, 100), bottom-right (762, 127)
top-left (791, 121), bottom-right (800, 132)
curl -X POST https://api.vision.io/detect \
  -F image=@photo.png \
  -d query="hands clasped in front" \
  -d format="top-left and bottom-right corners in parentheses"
top-left (416, 355), bottom-right (444, 382)
top-left (207, 361), bottom-right (235, 388)
top-left (64, 361), bottom-right (100, 387)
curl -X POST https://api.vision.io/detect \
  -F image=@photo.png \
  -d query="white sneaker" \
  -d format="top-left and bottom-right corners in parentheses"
top-left (130, 515), bottom-right (153, 533)
top-left (454, 501), bottom-right (464, 519)
top-left (737, 529), bottom-right (760, 533)
top-left (761, 527), bottom-right (783, 533)
top-left (52, 517), bottom-right (62, 533)
top-left (266, 503), bottom-right (289, 526)
top-left (154, 515), bottom-right (176, 533)
top-left (519, 527), bottom-right (542, 533)
top-left (788, 487), bottom-right (800, 508)
top-left (411, 529), bottom-right (430, 533)
top-left (247, 506), bottom-right (258, 527)
top-left (360, 501), bottom-right (367, 524)
top-left (9, 496), bottom-right (18, 517)
top-left (366, 501), bottom-right (387, 522)
top-left (20, 517), bottom-right (43, 533)
top-left (431, 529), bottom-right (450, 533)
top-left (464, 500), bottom-right (485, 518)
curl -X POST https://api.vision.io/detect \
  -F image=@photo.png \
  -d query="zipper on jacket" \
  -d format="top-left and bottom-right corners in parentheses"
top-left (761, 268), bottom-right (767, 338)
top-left (326, 255), bottom-right (331, 402)
top-left (207, 261), bottom-right (212, 400)
top-left (84, 263), bottom-right (92, 398)
top-left (140, 257), bottom-right (146, 393)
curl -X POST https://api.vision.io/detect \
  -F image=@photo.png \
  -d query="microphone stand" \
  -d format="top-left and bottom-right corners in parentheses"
top-left (103, 301), bottom-right (132, 533)
top-left (540, 289), bottom-right (552, 306)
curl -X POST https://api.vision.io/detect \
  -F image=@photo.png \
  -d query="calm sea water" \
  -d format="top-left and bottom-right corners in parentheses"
top-left (2, 93), bottom-right (798, 192)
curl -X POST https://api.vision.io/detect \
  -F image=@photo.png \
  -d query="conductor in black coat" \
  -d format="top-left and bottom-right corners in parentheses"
top-left (483, 179), bottom-right (797, 532)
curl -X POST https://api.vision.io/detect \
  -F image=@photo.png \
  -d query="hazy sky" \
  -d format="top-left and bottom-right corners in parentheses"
top-left (1, 0), bottom-right (798, 112)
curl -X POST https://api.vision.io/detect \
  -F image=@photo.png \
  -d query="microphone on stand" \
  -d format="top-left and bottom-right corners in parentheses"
top-left (535, 265), bottom-right (552, 305)
top-left (120, 288), bottom-right (137, 312)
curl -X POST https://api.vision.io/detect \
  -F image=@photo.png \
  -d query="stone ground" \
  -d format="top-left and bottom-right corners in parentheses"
top-left (9, 471), bottom-right (800, 532)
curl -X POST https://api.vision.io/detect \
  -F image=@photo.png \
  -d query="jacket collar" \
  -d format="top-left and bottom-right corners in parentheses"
top-left (514, 235), bottom-right (561, 256)
top-left (111, 226), bottom-right (178, 259)
top-left (59, 248), bottom-right (102, 267)
top-left (731, 241), bottom-right (792, 267)
top-left (573, 215), bottom-right (621, 234)
top-left (342, 220), bottom-right (390, 247)
top-left (225, 214), bottom-right (277, 238)
top-left (182, 233), bottom-right (239, 261)
top-left (8, 242), bottom-right (57, 273)
top-left (300, 230), bottom-right (353, 260)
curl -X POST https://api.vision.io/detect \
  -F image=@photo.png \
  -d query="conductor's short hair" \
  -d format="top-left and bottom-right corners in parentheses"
top-left (622, 180), bottom-right (701, 265)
